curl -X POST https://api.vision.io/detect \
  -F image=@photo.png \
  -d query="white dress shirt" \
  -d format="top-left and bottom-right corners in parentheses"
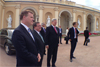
top-left (21, 23), bottom-right (35, 41)
top-left (52, 25), bottom-right (58, 33)
top-left (66, 29), bottom-right (69, 36)
top-left (35, 30), bottom-right (44, 42)
top-left (73, 27), bottom-right (76, 38)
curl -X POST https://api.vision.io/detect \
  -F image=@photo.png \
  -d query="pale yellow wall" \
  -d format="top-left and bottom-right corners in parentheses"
top-left (75, 11), bottom-right (84, 31)
top-left (43, 8), bottom-right (55, 24)
top-left (3, 6), bottom-right (16, 28)
top-left (0, 1), bottom-right (100, 32)
top-left (20, 4), bottom-right (39, 14)
top-left (0, 5), bottom-right (2, 29)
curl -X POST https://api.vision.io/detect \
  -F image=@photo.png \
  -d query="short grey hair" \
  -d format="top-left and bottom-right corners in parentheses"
top-left (52, 18), bottom-right (57, 22)
top-left (41, 23), bottom-right (45, 26)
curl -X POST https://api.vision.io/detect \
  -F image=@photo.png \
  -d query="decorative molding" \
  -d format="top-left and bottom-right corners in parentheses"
top-left (76, 10), bottom-right (84, 12)
top-left (4, 5), bottom-right (16, 7)
top-left (54, 7), bottom-right (59, 11)
top-left (21, 7), bottom-right (38, 16)
top-left (43, 6), bottom-right (55, 8)
top-left (39, 6), bottom-right (44, 10)
top-left (83, 11), bottom-right (86, 14)
top-left (59, 9), bottom-right (72, 17)
top-left (0, 1), bottom-right (3, 6)
top-left (15, 4), bottom-right (20, 9)
top-left (3, 5), bottom-right (5, 9)
top-left (73, 9), bottom-right (77, 13)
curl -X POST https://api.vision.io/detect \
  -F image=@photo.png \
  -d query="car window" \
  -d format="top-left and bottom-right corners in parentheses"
top-left (1, 30), bottom-right (8, 35)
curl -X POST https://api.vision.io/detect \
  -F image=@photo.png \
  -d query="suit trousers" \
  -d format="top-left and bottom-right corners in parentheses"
top-left (47, 46), bottom-right (58, 66)
top-left (59, 33), bottom-right (62, 43)
top-left (84, 37), bottom-right (88, 46)
top-left (70, 39), bottom-right (77, 59)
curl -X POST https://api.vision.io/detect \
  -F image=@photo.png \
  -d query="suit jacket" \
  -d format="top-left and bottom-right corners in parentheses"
top-left (59, 28), bottom-right (62, 36)
top-left (45, 25), bottom-right (59, 47)
top-left (12, 24), bottom-right (38, 66)
top-left (84, 30), bottom-right (89, 38)
top-left (68, 27), bottom-right (79, 42)
top-left (32, 30), bottom-right (45, 55)
top-left (40, 27), bottom-right (46, 40)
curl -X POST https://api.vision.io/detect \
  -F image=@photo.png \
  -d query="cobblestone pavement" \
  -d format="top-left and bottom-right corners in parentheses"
top-left (0, 36), bottom-right (100, 67)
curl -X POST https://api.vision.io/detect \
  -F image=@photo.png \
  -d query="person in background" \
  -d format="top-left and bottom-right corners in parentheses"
top-left (33, 22), bottom-right (45, 67)
top-left (12, 11), bottom-right (41, 67)
top-left (66, 27), bottom-right (69, 44)
top-left (59, 26), bottom-right (62, 44)
top-left (83, 27), bottom-right (89, 46)
top-left (45, 18), bottom-right (59, 67)
top-left (40, 23), bottom-right (46, 55)
top-left (68, 22), bottom-right (79, 62)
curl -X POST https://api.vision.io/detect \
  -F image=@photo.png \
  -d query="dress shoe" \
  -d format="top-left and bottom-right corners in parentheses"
top-left (52, 65), bottom-right (56, 67)
top-left (72, 56), bottom-right (76, 59)
top-left (70, 59), bottom-right (73, 62)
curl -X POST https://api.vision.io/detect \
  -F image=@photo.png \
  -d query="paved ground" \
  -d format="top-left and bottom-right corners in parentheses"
top-left (0, 36), bottom-right (100, 67)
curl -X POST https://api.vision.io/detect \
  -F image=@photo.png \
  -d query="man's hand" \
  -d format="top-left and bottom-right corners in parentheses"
top-left (46, 45), bottom-right (49, 49)
top-left (69, 39), bottom-right (71, 41)
top-left (37, 53), bottom-right (41, 62)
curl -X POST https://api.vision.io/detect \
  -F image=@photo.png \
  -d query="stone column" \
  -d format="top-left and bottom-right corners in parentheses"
top-left (55, 0), bottom-right (58, 3)
top-left (58, 16), bottom-right (61, 26)
top-left (40, 0), bottom-right (43, 1)
top-left (99, 17), bottom-right (100, 32)
top-left (93, 15), bottom-right (96, 33)
top-left (0, 3), bottom-right (2, 29)
top-left (73, 9), bottom-right (76, 22)
top-left (54, 7), bottom-right (59, 27)
top-left (69, 17), bottom-right (73, 28)
top-left (15, 5), bottom-right (20, 28)
top-left (2, 6), bottom-right (5, 28)
top-left (83, 11), bottom-right (86, 30)
top-left (39, 6), bottom-right (44, 24)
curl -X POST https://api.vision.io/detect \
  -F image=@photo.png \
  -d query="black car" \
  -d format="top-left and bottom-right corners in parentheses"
top-left (0, 28), bottom-right (15, 55)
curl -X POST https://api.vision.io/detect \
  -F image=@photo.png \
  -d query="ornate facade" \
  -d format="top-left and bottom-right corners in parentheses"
top-left (0, 0), bottom-right (100, 33)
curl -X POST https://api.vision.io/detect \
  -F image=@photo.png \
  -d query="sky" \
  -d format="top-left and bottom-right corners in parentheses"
top-left (69, 0), bottom-right (100, 10)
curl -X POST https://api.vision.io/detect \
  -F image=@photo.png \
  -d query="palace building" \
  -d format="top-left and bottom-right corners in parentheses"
top-left (0, 0), bottom-right (100, 34)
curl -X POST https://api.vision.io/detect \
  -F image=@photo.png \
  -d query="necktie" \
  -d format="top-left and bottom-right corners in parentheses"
top-left (54, 27), bottom-right (57, 33)
top-left (28, 28), bottom-right (35, 41)
top-left (39, 33), bottom-right (44, 43)
top-left (43, 28), bottom-right (46, 33)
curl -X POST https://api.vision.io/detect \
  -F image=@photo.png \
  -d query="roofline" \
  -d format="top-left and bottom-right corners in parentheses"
top-left (4, 1), bottom-right (100, 13)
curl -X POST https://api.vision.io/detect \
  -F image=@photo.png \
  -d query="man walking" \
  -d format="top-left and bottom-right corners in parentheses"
top-left (68, 22), bottom-right (79, 62)
top-left (12, 11), bottom-right (41, 67)
top-left (32, 22), bottom-right (45, 67)
top-left (59, 26), bottom-right (62, 44)
top-left (83, 27), bottom-right (89, 46)
top-left (45, 18), bottom-right (59, 67)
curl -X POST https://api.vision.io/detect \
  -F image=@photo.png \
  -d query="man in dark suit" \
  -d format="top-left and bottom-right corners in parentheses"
top-left (12, 11), bottom-right (41, 67)
top-left (32, 22), bottom-right (45, 67)
top-left (40, 23), bottom-right (46, 55)
top-left (84, 27), bottom-right (89, 46)
top-left (59, 26), bottom-right (62, 44)
top-left (45, 18), bottom-right (59, 67)
top-left (68, 22), bottom-right (79, 62)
